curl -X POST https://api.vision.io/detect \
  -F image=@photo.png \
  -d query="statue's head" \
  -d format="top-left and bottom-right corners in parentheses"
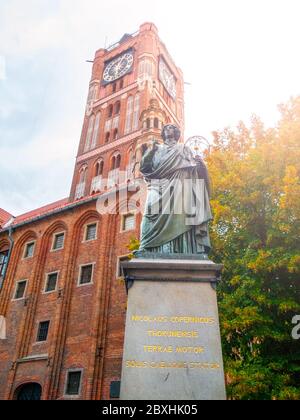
top-left (161, 124), bottom-right (181, 145)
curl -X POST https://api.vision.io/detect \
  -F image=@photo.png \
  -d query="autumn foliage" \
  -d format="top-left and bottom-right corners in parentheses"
top-left (207, 96), bottom-right (300, 400)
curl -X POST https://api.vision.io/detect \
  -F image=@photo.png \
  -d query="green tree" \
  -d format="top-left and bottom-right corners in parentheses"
top-left (207, 97), bottom-right (300, 400)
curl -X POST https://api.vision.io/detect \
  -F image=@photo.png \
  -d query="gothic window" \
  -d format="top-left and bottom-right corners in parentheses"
top-left (154, 118), bottom-right (159, 129)
top-left (95, 160), bottom-right (104, 177)
top-left (124, 96), bottom-right (133, 134)
top-left (104, 118), bottom-right (112, 132)
top-left (138, 60), bottom-right (145, 76)
top-left (115, 101), bottom-right (121, 115)
top-left (119, 79), bottom-right (124, 90)
top-left (113, 129), bottom-right (118, 141)
top-left (116, 154), bottom-right (121, 169)
top-left (84, 115), bottom-right (95, 152)
top-left (108, 105), bottom-right (114, 118)
top-left (112, 115), bottom-right (120, 129)
top-left (105, 132), bottom-right (110, 143)
top-left (79, 166), bottom-right (87, 184)
top-left (132, 93), bottom-right (140, 131)
top-left (90, 112), bottom-right (100, 150)
top-left (146, 118), bottom-right (151, 129)
top-left (112, 82), bottom-right (117, 93)
top-left (0, 249), bottom-right (9, 278)
top-left (138, 58), bottom-right (154, 77)
top-left (127, 148), bottom-right (134, 166)
top-left (87, 85), bottom-right (96, 103)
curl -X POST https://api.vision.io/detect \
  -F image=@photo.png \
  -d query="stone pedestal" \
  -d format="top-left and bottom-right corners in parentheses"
top-left (120, 258), bottom-right (226, 401)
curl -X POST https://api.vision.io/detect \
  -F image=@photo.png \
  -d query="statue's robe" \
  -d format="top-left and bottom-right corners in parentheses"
top-left (139, 143), bottom-right (212, 254)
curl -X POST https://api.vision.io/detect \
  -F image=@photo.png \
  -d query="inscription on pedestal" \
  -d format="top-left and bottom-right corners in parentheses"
top-left (120, 280), bottom-right (226, 400)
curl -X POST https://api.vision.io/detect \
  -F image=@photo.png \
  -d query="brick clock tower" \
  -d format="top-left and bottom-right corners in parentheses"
top-left (0, 23), bottom-right (185, 400)
top-left (70, 22), bottom-right (184, 203)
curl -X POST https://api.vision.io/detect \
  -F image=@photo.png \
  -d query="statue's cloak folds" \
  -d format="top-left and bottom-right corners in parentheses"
top-left (139, 143), bottom-right (212, 252)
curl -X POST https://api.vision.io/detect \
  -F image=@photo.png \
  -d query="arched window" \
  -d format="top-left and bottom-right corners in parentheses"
top-left (113, 129), bottom-right (118, 141)
top-left (115, 101), bottom-right (121, 115)
top-left (154, 118), bottom-right (159, 129)
top-left (132, 93), bottom-right (140, 131)
top-left (90, 112), bottom-right (101, 150)
top-left (125, 96), bottom-right (133, 134)
top-left (127, 148), bottom-right (134, 166)
top-left (95, 160), bottom-right (104, 177)
top-left (111, 156), bottom-right (116, 170)
top-left (79, 166), bottom-right (87, 184)
top-left (14, 383), bottom-right (42, 401)
top-left (105, 132), bottom-right (110, 143)
top-left (146, 118), bottom-right (151, 129)
top-left (126, 148), bottom-right (135, 180)
top-left (111, 153), bottom-right (121, 170)
top-left (0, 247), bottom-right (9, 278)
top-left (84, 115), bottom-right (95, 152)
top-left (116, 154), bottom-right (121, 169)
top-left (138, 59), bottom-right (154, 78)
top-left (112, 82), bottom-right (117, 93)
top-left (119, 79), bottom-right (124, 90)
top-left (138, 60), bottom-right (145, 76)
top-left (108, 105), bottom-right (113, 118)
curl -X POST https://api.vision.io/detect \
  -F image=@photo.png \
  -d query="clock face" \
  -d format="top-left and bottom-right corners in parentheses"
top-left (159, 58), bottom-right (176, 99)
top-left (103, 52), bottom-right (134, 83)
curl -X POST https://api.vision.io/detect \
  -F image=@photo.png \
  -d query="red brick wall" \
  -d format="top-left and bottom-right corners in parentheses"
top-left (0, 201), bottom-right (140, 400)
top-left (0, 22), bottom-right (184, 400)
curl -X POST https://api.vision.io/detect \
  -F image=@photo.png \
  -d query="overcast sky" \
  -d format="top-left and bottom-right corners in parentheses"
top-left (1, 0), bottom-right (300, 216)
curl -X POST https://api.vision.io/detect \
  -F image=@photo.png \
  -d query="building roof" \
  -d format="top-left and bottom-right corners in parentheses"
top-left (0, 208), bottom-right (14, 229)
top-left (12, 198), bottom-right (70, 226)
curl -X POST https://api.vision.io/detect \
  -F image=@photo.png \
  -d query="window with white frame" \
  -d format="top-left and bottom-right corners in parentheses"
top-left (78, 264), bottom-right (94, 286)
top-left (37, 321), bottom-right (50, 342)
top-left (122, 214), bottom-right (135, 232)
top-left (24, 242), bottom-right (35, 259)
top-left (52, 233), bottom-right (65, 251)
top-left (85, 223), bottom-right (97, 242)
top-left (65, 370), bottom-right (82, 396)
top-left (45, 272), bottom-right (58, 293)
top-left (14, 280), bottom-right (27, 300)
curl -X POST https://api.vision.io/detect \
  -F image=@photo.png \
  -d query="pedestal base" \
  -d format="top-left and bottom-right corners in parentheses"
top-left (120, 258), bottom-right (226, 401)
